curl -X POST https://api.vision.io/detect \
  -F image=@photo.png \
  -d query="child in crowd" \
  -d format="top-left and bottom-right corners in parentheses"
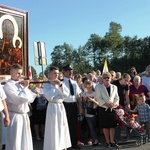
top-left (130, 94), bottom-right (150, 141)
top-left (82, 80), bottom-right (99, 146)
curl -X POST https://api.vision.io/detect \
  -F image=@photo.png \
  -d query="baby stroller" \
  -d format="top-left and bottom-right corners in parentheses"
top-left (115, 105), bottom-right (148, 146)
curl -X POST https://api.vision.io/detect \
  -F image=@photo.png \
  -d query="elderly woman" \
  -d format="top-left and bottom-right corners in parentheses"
top-left (129, 75), bottom-right (150, 109)
top-left (95, 72), bottom-right (119, 148)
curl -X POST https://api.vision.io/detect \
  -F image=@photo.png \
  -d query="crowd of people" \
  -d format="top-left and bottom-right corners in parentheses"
top-left (1, 63), bottom-right (150, 150)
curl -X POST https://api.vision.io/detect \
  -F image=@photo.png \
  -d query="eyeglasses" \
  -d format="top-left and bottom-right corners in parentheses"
top-left (103, 77), bottom-right (110, 79)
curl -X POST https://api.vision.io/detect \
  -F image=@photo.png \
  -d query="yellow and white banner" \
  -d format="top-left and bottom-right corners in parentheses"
top-left (102, 59), bottom-right (109, 74)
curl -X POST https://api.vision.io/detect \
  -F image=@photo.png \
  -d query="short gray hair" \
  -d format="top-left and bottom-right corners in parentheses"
top-left (133, 75), bottom-right (141, 82)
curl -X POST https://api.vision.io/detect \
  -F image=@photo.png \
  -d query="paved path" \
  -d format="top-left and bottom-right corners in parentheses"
top-left (33, 137), bottom-right (150, 150)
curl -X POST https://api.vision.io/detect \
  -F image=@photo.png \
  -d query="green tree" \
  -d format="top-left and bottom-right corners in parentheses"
top-left (104, 22), bottom-right (124, 58)
top-left (43, 64), bottom-right (51, 78)
top-left (51, 45), bottom-right (64, 69)
top-left (31, 66), bottom-right (37, 77)
top-left (84, 34), bottom-right (105, 70)
top-left (72, 46), bottom-right (93, 74)
top-left (48, 21), bottom-right (150, 75)
top-left (137, 36), bottom-right (150, 71)
top-left (51, 43), bottom-right (75, 71)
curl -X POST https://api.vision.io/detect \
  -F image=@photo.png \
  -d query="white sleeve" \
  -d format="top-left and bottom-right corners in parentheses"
top-left (60, 83), bottom-right (70, 98)
top-left (3, 83), bottom-right (36, 105)
top-left (43, 83), bottom-right (61, 102)
top-left (0, 86), bottom-right (6, 111)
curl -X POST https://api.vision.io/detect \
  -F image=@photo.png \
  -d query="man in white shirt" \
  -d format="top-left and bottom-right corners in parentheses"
top-left (62, 64), bottom-right (82, 149)
top-left (142, 65), bottom-right (150, 105)
top-left (142, 65), bottom-right (150, 91)
top-left (3, 64), bottom-right (36, 150)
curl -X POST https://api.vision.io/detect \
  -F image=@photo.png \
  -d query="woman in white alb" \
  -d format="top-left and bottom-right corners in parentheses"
top-left (43, 66), bottom-right (71, 150)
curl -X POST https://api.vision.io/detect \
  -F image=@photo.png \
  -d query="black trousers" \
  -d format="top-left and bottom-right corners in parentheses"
top-left (63, 102), bottom-right (78, 146)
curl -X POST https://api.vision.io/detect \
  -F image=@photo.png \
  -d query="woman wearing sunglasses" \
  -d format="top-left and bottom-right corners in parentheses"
top-left (95, 72), bottom-right (119, 148)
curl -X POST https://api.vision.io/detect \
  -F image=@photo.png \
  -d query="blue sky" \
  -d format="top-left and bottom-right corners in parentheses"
top-left (1, 0), bottom-right (150, 74)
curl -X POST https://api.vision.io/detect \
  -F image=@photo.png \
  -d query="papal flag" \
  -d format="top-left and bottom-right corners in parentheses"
top-left (102, 59), bottom-right (109, 74)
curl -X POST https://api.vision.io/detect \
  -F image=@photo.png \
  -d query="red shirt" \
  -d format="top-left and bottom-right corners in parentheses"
top-left (129, 84), bottom-right (149, 109)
